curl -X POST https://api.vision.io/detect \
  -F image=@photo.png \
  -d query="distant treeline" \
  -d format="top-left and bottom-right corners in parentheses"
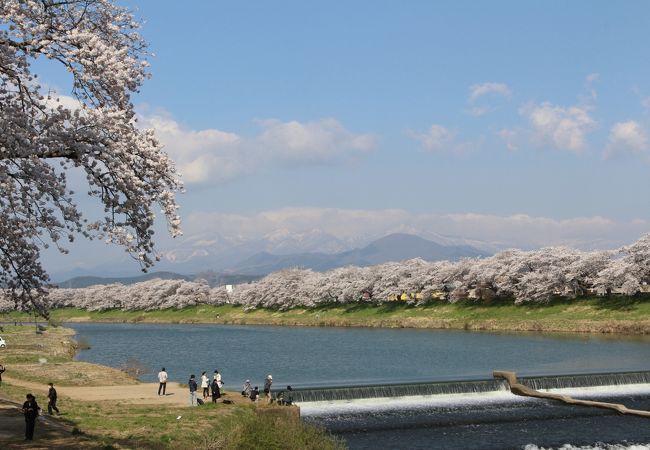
top-left (3, 234), bottom-right (649, 312)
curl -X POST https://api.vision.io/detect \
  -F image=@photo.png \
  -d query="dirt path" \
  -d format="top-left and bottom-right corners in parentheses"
top-left (4, 376), bottom-right (248, 406)
top-left (6, 376), bottom-right (188, 405)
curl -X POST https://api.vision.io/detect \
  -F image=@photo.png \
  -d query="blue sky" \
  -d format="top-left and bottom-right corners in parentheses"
top-left (40, 0), bottom-right (650, 275)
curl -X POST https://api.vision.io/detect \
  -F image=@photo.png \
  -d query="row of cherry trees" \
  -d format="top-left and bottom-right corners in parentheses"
top-left (226, 233), bottom-right (650, 309)
top-left (1, 234), bottom-right (649, 312)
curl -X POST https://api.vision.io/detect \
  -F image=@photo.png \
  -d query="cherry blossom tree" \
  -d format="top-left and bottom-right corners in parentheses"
top-left (2, 234), bottom-right (649, 314)
top-left (0, 1), bottom-right (182, 314)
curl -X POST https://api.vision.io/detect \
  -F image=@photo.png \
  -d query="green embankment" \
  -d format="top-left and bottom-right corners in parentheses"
top-left (6, 295), bottom-right (650, 334)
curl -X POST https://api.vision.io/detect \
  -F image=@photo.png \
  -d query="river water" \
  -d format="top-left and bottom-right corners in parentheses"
top-left (71, 323), bottom-right (650, 449)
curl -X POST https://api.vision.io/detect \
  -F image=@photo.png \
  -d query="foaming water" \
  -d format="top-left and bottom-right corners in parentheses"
top-left (299, 389), bottom-right (522, 416)
top-left (297, 374), bottom-right (650, 417)
top-left (299, 384), bottom-right (650, 417)
top-left (300, 383), bottom-right (650, 449)
top-left (542, 383), bottom-right (650, 399)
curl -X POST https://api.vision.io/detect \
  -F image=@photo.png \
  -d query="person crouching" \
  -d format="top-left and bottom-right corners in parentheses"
top-left (211, 376), bottom-right (221, 403)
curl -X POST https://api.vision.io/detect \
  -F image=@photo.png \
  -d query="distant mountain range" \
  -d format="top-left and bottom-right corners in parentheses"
top-left (54, 271), bottom-right (190, 288)
top-left (54, 233), bottom-right (488, 287)
top-left (228, 233), bottom-right (487, 274)
top-left (158, 228), bottom-right (360, 274)
top-left (54, 271), bottom-right (263, 289)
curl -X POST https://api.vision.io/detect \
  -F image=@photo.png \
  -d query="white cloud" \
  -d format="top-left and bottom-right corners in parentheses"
top-left (440, 212), bottom-right (623, 249)
top-left (139, 112), bottom-right (377, 184)
top-left (520, 102), bottom-right (596, 152)
top-left (256, 118), bottom-right (375, 163)
top-left (406, 124), bottom-right (456, 153)
top-left (468, 82), bottom-right (512, 103)
top-left (180, 207), bottom-right (649, 252)
top-left (604, 120), bottom-right (648, 159)
top-left (585, 73), bottom-right (600, 83)
top-left (44, 93), bottom-right (83, 112)
top-left (498, 128), bottom-right (519, 151)
top-left (406, 124), bottom-right (476, 154)
top-left (142, 113), bottom-right (243, 183)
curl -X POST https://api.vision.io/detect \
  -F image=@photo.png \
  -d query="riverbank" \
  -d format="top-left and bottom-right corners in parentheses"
top-left (9, 295), bottom-right (650, 334)
top-left (0, 325), bottom-right (343, 449)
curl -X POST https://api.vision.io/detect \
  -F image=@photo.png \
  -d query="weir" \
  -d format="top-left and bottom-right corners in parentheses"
top-left (290, 379), bottom-right (506, 403)
top-left (517, 370), bottom-right (650, 391)
top-left (495, 370), bottom-right (650, 418)
top-left (292, 371), bottom-right (650, 404)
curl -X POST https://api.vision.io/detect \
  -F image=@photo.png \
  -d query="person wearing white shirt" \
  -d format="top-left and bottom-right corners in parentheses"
top-left (201, 371), bottom-right (209, 399)
top-left (214, 369), bottom-right (223, 389)
top-left (157, 368), bottom-right (168, 396)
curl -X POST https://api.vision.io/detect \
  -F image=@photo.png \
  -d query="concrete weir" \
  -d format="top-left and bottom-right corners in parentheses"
top-left (494, 370), bottom-right (650, 418)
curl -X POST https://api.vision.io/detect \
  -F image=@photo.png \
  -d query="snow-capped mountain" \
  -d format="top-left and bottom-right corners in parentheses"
top-left (153, 229), bottom-right (490, 275)
top-left (50, 228), bottom-right (494, 279)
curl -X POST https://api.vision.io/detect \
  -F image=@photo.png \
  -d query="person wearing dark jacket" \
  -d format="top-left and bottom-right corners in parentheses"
top-left (188, 375), bottom-right (198, 406)
top-left (210, 377), bottom-right (221, 403)
top-left (276, 385), bottom-right (294, 406)
top-left (22, 393), bottom-right (40, 440)
top-left (250, 386), bottom-right (260, 402)
top-left (47, 382), bottom-right (60, 415)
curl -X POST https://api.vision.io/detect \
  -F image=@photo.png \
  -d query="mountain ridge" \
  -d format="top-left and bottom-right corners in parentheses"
top-left (53, 233), bottom-right (489, 286)
top-left (228, 233), bottom-right (488, 275)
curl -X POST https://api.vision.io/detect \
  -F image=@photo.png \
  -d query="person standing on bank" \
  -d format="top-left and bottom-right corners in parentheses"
top-left (157, 367), bottom-right (168, 396)
top-left (214, 369), bottom-right (223, 390)
top-left (22, 393), bottom-right (40, 440)
top-left (0, 364), bottom-right (5, 386)
top-left (201, 371), bottom-right (209, 399)
top-left (47, 383), bottom-right (60, 415)
top-left (188, 374), bottom-right (198, 406)
top-left (264, 374), bottom-right (273, 403)
top-left (242, 379), bottom-right (252, 397)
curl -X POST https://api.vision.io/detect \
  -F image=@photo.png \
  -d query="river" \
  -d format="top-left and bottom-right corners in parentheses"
top-left (71, 323), bottom-right (650, 449)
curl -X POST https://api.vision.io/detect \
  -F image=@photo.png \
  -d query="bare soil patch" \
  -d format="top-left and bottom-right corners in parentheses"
top-left (9, 361), bottom-right (139, 387)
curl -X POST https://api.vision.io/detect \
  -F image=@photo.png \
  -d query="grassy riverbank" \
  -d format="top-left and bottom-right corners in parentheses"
top-left (7, 295), bottom-right (650, 334)
top-left (0, 325), bottom-right (343, 449)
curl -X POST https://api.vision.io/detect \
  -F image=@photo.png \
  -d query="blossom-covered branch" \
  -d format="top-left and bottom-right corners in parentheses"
top-left (0, 1), bottom-right (182, 314)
